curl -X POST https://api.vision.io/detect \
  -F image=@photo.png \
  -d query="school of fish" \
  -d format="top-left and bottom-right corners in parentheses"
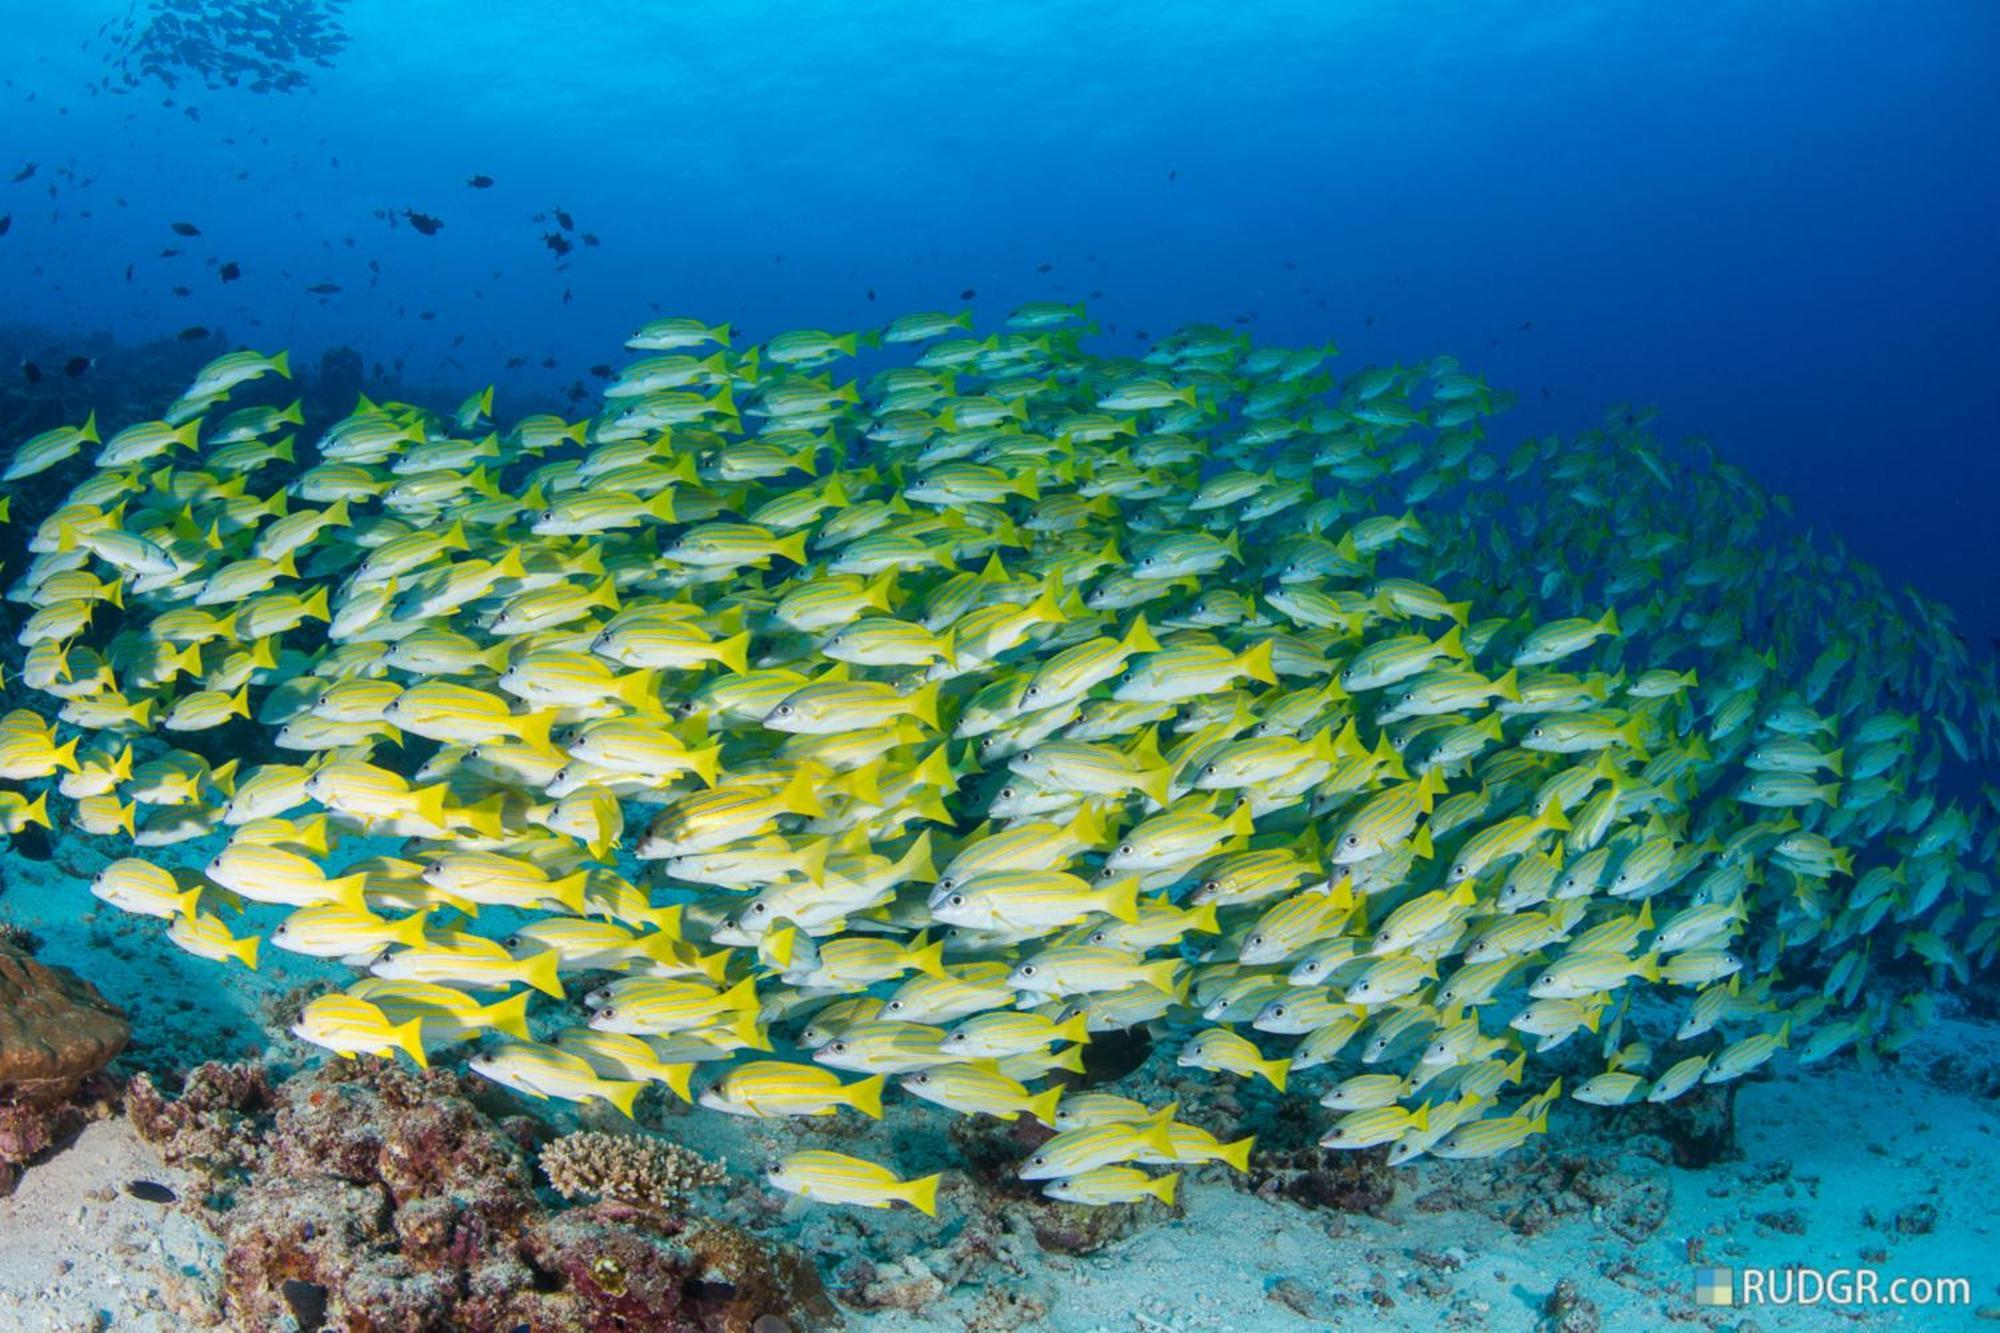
top-left (2, 303), bottom-right (1994, 1216)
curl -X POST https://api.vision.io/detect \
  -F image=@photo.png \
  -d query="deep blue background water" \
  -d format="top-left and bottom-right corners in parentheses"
top-left (2, 1), bottom-right (1995, 644)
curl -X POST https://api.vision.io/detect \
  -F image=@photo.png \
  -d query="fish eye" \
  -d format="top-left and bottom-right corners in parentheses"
top-left (949, 894), bottom-right (965, 907)
top-left (600, 1007), bottom-right (616, 1020)
top-left (1020, 964), bottom-right (1037, 976)
top-left (1025, 686), bottom-right (1041, 698)
top-left (1248, 933), bottom-right (1264, 947)
top-left (829, 1041), bottom-right (847, 1054)
top-left (505, 935), bottom-right (521, 949)
top-left (1531, 727), bottom-right (1544, 738)
top-left (914, 1073), bottom-right (930, 1085)
top-left (886, 1001), bottom-right (904, 1012)
top-left (1203, 764), bottom-right (1217, 777)
top-left (1119, 844), bottom-right (1133, 856)
top-left (1031, 1154), bottom-right (1046, 1166)
top-left (999, 787), bottom-right (1015, 799)
top-left (1344, 834), bottom-right (1360, 848)
top-left (1270, 1005), bottom-right (1286, 1019)
top-left (776, 705), bottom-right (793, 715)
top-left (765, 1161), bottom-right (782, 1175)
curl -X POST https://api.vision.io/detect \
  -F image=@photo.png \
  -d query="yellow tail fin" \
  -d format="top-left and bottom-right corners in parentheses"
top-left (900, 1172), bottom-right (941, 1218)
top-left (846, 1074), bottom-right (886, 1120)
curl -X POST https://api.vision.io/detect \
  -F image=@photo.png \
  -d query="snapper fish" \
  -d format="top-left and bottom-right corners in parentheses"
top-left (2, 302), bottom-right (1989, 1226)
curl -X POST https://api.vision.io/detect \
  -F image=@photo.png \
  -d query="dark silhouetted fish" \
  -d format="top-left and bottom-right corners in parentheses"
top-left (10, 821), bottom-right (51, 862)
top-left (65, 356), bottom-right (92, 378)
top-left (171, 220), bottom-right (200, 235)
top-left (218, 261), bottom-right (241, 281)
top-left (404, 209), bottom-right (443, 235)
top-left (306, 282), bottom-right (341, 294)
top-left (467, 174), bottom-right (494, 188)
top-left (177, 325), bottom-right (210, 341)
top-left (10, 162), bottom-right (34, 183)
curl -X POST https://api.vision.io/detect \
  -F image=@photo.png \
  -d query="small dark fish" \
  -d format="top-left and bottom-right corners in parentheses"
top-left (305, 282), bottom-right (341, 294)
top-left (172, 285), bottom-right (191, 297)
top-left (64, 356), bottom-right (92, 377)
top-left (1036, 263), bottom-right (1053, 274)
top-left (541, 356), bottom-right (556, 369)
top-left (466, 174), bottom-right (494, 188)
top-left (1167, 169), bottom-right (1177, 182)
top-left (506, 356), bottom-right (527, 369)
top-left (177, 325), bottom-right (210, 341)
top-left (170, 220), bottom-right (200, 236)
top-left (21, 361), bottom-right (42, 383)
top-left (561, 288), bottom-right (572, 307)
top-left (218, 261), bottom-right (241, 282)
top-left (588, 363), bottom-right (612, 379)
top-left (553, 208), bottom-right (573, 231)
top-left (10, 162), bottom-right (35, 183)
top-left (542, 231), bottom-right (571, 257)
top-left (125, 264), bottom-right (134, 282)
top-left (960, 288), bottom-right (976, 300)
top-left (281, 1279), bottom-right (327, 1333)
top-left (126, 1180), bottom-right (176, 1204)
top-left (10, 822), bottom-right (51, 861)
top-left (866, 289), bottom-right (876, 301)
top-left (159, 247), bottom-right (181, 257)
top-left (0, 214), bottom-right (10, 236)
top-left (582, 233), bottom-right (599, 247)
top-left (403, 209), bottom-right (443, 235)
top-left (1518, 320), bottom-right (1534, 332)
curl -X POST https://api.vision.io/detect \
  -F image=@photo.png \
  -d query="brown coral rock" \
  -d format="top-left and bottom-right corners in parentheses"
top-left (0, 940), bottom-right (129, 1095)
top-left (0, 939), bottom-right (130, 1194)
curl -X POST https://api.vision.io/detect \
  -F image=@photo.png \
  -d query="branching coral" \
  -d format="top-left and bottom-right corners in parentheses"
top-left (540, 1130), bottom-right (727, 1208)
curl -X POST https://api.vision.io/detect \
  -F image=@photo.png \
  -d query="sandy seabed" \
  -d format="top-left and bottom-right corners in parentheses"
top-left (1, 834), bottom-right (1994, 1332)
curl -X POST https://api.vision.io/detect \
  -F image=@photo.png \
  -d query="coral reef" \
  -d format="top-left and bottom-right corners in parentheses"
top-left (0, 938), bottom-right (129, 1196)
top-left (541, 1130), bottom-right (728, 1208)
top-left (131, 1059), bottom-right (839, 1331)
top-left (127, 1059), bottom-right (275, 1183)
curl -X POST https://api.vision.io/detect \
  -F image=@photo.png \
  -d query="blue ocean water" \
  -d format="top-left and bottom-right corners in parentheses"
top-left (3, 0), bottom-right (1995, 642)
top-left (3, 8), bottom-right (2000, 1327)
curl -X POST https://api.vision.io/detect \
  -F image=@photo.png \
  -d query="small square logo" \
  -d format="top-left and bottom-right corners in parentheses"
top-left (1693, 1266), bottom-right (1735, 1307)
